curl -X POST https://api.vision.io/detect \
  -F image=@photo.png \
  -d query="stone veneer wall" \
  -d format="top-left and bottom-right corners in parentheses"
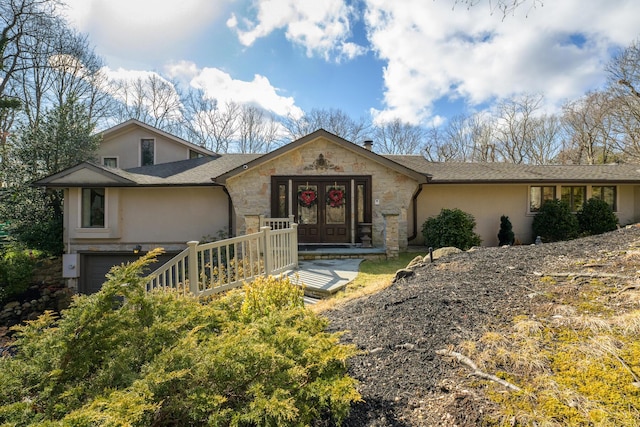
top-left (224, 137), bottom-right (419, 250)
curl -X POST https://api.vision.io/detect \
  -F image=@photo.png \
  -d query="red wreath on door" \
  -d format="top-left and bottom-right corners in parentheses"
top-left (326, 187), bottom-right (345, 208)
top-left (298, 189), bottom-right (318, 207)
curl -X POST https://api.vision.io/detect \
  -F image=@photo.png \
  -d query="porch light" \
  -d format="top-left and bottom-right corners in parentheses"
top-left (133, 245), bottom-right (142, 254)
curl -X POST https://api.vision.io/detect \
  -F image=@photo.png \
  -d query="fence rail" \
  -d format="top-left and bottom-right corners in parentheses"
top-left (146, 223), bottom-right (298, 297)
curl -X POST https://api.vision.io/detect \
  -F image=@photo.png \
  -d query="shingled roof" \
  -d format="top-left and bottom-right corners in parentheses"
top-left (35, 154), bottom-right (262, 187)
top-left (385, 156), bottom-right (640, 184)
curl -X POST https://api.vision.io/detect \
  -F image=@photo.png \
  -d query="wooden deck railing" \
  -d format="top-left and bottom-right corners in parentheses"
top-left (146, 223), bottom-right (298, 297)
top-left (260, 214), bottom-right (295, 230)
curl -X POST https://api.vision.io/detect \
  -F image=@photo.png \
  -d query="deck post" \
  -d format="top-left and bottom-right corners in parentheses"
top-left (261, 226), bottom-right (273, 275)
top-left (187, 241), bottom-right (199, 295)
top-left (291, 223), bottom-right (299, 268)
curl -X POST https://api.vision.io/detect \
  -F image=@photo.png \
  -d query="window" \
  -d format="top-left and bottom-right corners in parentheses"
top-left (140, 139), bottom-right (155, 166)
top-left (561, 186), bottom-right (586, 212)
top-left (530, 186), bottom-right (556, 212)
top-left (592, 186), bottom-right (617, 211)
top-left (102, 157), bottom-right (118, 168)
top-left (189, 150), bottom-right (203, 159)
top-left (82, 188), bottom-right (105, 228)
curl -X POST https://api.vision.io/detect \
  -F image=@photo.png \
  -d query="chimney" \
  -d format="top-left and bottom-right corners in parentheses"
top-left (363, 140), bottom-right (373, 151)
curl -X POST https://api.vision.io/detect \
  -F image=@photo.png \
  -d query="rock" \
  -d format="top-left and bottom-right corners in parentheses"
top-left (3, 301), bottom-right (20, 311)
top-left (406, 255), bottom-right (424, 269)
top-left (393, 268), bottom-right (415, 283)
top-left (430, 247), bottom-right (462, 260)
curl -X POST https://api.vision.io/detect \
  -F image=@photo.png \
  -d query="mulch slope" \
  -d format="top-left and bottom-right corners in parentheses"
top-left (323, 225), bottom-right (640, 426)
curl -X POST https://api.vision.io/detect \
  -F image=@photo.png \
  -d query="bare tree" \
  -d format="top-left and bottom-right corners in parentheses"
top-left (606, 40), bottom-right (640, 162)
top-left (493, 93), bottom-right (545, 163)
top-left (453, 0), bottom-right (543, 17)
top-left (108, 73), bottom-right (184, 133)
top-left (526, 114), bottom-right (563, 165)
top-left (183, 92), bottom-right (238, 153)
top-left (283, 108), bottom-right (371, 143)
top-left (1, 0), bottom-right (62, 169)
top-left (372, 118), bottom-right (425, 155)
top-left (424, 113), bottom-right (495, 162)
top-left (235, 105), bottom-right (280, 153)
top-left (561, 91), bottom-right (618, 164)
top-left (1, 0), bottom-right (62, 107)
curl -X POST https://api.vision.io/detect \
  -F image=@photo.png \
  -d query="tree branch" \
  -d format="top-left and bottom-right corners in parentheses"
top-left (436, 349), bottom-right (522, 392)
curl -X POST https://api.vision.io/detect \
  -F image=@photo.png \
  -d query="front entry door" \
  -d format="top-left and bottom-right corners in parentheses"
top-left (295, 179), bottom-right (350, 244)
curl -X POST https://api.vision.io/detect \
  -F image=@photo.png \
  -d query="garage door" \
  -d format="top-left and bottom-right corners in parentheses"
top-left (79, 252), bottom-right (177, 294)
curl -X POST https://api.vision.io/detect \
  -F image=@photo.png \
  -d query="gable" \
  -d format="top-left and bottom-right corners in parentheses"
top-left (34, 163), bottom-right (134, 187)
top-left (98, 120), bottom-right (215, 169)
top-left (213, 130), bottom-right (429, 184)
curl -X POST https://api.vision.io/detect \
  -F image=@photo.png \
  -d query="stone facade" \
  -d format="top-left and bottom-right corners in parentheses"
top-left (224, 136), bottom-right (420, 251)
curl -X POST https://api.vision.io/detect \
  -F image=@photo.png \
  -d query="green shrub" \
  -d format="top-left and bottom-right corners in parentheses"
top-left (497, 215), bottom-right (515, 246)
top-left (0, 245), bottom-right (37, 304)
top-left (0, 249), bottom-right (360, 426)
top-left (577, 198), bottom-right (618, 235)
top-left (422, 208), bottom-right (482, 250)
top-left (531, 199), bottom-right (579, 243)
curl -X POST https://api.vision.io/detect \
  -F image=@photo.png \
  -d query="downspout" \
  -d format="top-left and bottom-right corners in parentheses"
top-left (223, 186), bottom-right (234, 236)
top-left (408, 184), bottom-right (423, 242)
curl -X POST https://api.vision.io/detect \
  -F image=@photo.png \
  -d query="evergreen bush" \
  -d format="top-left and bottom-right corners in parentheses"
top-left (0, 245), bottom-right (36, 304)
top-left (497, 215), bottom-right (515, 246)
top-left (531, 199), bottom-right (579, 242)
top-left (0, 250), bottom-right (360, 426)
top-left (577, 198), bottom-right (618, 235)
top-left (421, 208), bottom-right (482, 250)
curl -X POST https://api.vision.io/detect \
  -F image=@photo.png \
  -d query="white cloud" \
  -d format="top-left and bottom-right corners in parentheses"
top-left (227, 0), bottom-right (365, 62)
top-left (365, 0), bottom-right (640, 124)
top-left (167, 61), bottom-right (304, 118)
top-left (62, 0), bottom-right (231, 61)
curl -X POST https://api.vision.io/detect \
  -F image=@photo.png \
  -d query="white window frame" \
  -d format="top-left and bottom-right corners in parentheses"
top-left (102, 156), bottom-right (119, 168)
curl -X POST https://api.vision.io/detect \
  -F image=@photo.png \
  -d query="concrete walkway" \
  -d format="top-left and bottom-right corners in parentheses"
top-left (286, 258), bottom-right (363, 300)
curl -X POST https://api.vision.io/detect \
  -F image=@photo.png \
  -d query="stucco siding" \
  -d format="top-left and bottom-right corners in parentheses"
top-left (119, 187), bottom-right (228, 244)
top-left (66, 186), bottom-right (228, 251)
top-left (617, 185), bottom-right (638, 226)
top-left (416, 184), bottom-right (530, 246)
top-left (99, 127), bottom-right (191, 168)
top-left (416, 183), bottom-right (640, 247)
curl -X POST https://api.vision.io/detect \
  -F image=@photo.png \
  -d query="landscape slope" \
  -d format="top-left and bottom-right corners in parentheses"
top-left (323, 226), bottom-right (640, 426)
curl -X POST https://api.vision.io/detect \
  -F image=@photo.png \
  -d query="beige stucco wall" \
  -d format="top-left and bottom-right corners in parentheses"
top-left (224, 137), bottom-right (420, 248)
top-left (65, 186), bottom-right (229, 252)
top-left (98, 127), bottom-right (193, 169)
top-left (415, 183), bottom-right (640, 247)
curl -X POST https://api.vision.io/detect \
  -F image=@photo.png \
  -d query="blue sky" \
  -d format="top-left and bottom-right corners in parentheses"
top-left (62, 0), bottom-right (640, 128)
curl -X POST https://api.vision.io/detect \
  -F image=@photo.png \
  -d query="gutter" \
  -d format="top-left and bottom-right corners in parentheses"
top-left (223, 186), bottom-right (234, 236)
top-left (408, 184), bottom-right (423, 242)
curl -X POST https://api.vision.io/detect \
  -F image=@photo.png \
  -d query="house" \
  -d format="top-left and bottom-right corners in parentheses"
top-left (35, 120), bottom-right (640, 294)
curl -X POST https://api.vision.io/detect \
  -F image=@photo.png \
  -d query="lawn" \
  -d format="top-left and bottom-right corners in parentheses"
top-left (312, 251), bottom-right (419, 312)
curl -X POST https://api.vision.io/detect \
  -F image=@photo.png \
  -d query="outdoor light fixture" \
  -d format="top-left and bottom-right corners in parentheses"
top-left (133, 245), bottom-right (142, 254)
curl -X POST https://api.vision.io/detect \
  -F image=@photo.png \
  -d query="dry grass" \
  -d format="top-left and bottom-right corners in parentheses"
top-left (458, 250), bottom-right (640, 427)
top-left (311, 252), bottom-right (418, 312)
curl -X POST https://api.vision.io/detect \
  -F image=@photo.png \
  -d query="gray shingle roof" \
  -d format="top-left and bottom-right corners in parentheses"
top-left (385, 156), bottom-right (640, 183)
top-left (113, 154), bottom-right (262, 185)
